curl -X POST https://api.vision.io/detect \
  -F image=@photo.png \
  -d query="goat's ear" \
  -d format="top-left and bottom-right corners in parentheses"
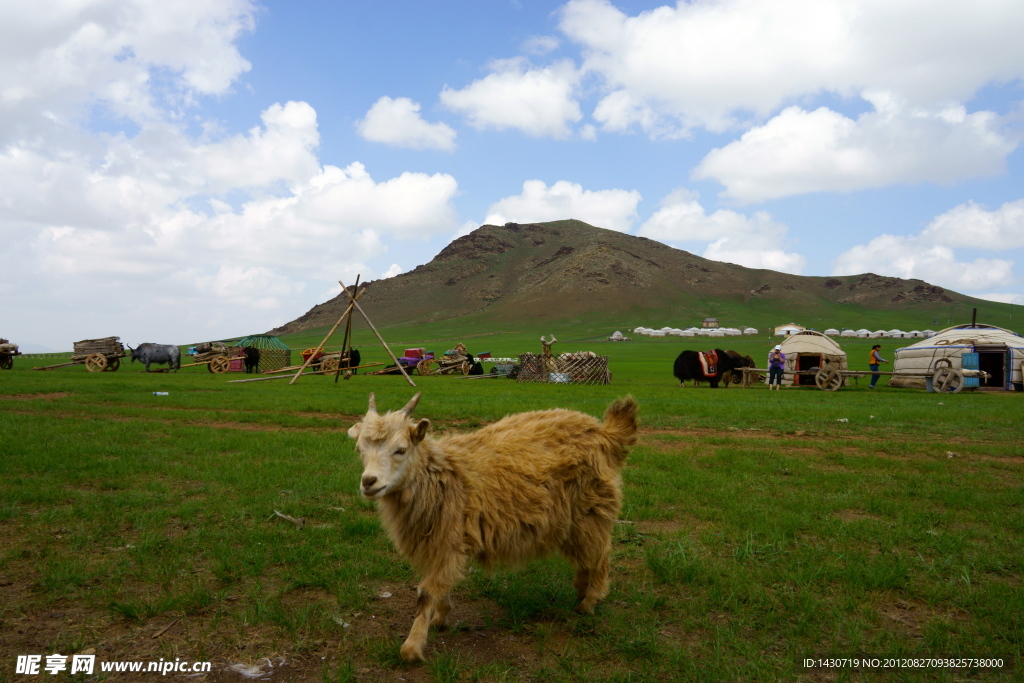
top-left (347, 422), bottom-right (362, 440)
top-left (410, 419), bottom-right (430, 444)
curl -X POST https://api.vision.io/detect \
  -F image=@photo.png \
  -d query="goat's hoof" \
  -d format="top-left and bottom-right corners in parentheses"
top-left (400, 641), bottom-right (425, 663)
top-left (574, 603), bottom-right (596, 615)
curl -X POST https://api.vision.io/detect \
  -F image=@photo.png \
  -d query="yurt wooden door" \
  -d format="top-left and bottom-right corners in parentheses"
top-left (962, 353), bottom-right (981, 389)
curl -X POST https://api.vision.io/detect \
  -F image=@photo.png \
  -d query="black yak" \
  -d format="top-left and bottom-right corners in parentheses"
top-left (243, 347), bottom-right (260, 373)
top-left (340, 348), bottom-right (361, 374)
top-left (128, 343), bottom-right (180, 373)
top-left (721, 350), bottom-right (757, 387)
top-left (673, 348), bottom-right (741, 388)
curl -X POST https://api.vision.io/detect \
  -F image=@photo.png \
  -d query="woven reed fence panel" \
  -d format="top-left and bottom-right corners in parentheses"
top-left (516, 353), bottom-right (611, 385)
top-left (258, 349), bottom-right (291, 373)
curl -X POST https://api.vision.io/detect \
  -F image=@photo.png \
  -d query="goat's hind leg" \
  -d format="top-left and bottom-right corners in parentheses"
top-left (565, 516), bottom-right (614, 614)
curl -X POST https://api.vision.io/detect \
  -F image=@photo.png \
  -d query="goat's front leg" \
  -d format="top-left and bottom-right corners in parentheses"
top-left (401, 580), bottom-right (452, 662)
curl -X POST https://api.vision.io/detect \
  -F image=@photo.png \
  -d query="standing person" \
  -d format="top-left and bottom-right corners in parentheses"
top-left (869, 344), bottom-right (889, 388)
top-left (767, 344), bottom-right (786, 390)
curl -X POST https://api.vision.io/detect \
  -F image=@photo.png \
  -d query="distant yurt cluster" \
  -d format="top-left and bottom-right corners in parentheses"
top-left (830, 328), bottom-right (937, 339)
top-left (889, 325), bottom-right (1024, 391)
top-left (236, 334), bottom-right (292, 373)
top-left (633, 326), bottom-right (757, 338)
top-left (778, 331), bottom-right (849, 387)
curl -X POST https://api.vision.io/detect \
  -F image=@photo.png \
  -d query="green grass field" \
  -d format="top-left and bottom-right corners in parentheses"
top-left (1, 329), bottom-right (1021, 681)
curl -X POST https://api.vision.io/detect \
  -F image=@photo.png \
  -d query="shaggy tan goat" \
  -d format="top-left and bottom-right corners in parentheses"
top-left (348, 392), bottom-right (638, 662)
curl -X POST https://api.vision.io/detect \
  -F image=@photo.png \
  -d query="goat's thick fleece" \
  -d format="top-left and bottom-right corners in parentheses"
top-left (348, 395), bottom-right (638, 662)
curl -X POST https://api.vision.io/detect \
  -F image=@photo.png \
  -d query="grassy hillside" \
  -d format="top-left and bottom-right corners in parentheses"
top-left (269, 220), bottom-right (1020, 352)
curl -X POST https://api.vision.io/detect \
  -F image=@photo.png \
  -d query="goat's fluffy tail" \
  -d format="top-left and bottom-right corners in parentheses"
top-left (602, 395), bottom-right (638, 465)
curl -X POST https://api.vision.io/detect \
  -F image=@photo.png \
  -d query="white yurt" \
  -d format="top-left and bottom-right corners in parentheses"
top-left (708, 330), bottom-right (726, 337)
top-left (889, 324), bottom-right (1024, 390)
top-left (679, 330), bottom-right (696, 337)
top-left (888, 329), bottom-right (906, 338)
top-left (649, 330), bottom-right (666, 337)
top-left (743, 327), bottom-right (758, 335)
top-left (610, 331), bottom-right (624, 340)
top-left (723, 328), bottom-right (742, 336)
top-left (778, 330), bottom-right (849, 387)
top-left (922, 330), bottom-right (937, 338)
top-left (856, 329), bottom-right (870, 338)
top-left (774, 323), bottom-right (805, 337)
top-left (840, 329), bottom-right (858, 338)
top-left (668, 328), bottom-right (685, 336)
top-left (824, 328), bottom-right (841, 336)
top-left (870, 330), bottom-right (886, 338)
top-left (907, 330), bottom-right (923, 338)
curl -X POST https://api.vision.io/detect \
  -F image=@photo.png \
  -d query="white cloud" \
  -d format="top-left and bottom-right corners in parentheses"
top-left (1, 101), bottom-right (460, 347)
top-left (922, 199), bottom-right (1024, 249)
top-left (483, 180), bottom-right (640, 233)
top-left (637, 189), bottom-right (805, 273)
top-left (693, 94), bottom-right (1016, 202)
top-left (356, 96), bottom-right (457, 151)
top-left (522, 35), bottom-right (560, 55)
top-left (382, 264), bottom-right (404, 279)
top-left (976, 293), bottom-right (1024, 305)
top-left (440, 58), bottom-right (582, 138)
top-left (832, 235), bottom-right (1014, 291)
top-left (0, 0), bottom-right (256, 138)
top-left (559, 0), bottom-right (1024, 135)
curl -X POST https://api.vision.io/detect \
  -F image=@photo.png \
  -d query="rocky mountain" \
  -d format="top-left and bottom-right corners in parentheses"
top-left (270, 220), bottom-right (967, 335)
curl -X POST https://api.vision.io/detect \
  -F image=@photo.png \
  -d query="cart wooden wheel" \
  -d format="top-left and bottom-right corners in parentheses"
top-left (933, 358), bottom-right (953, 371)
top-left (814, 368), bottom-right (842, 391)
top-left (933, 367), bottom-right (964, 393)
top-left (85, 354), bottom-right (107, 372)
top-left (416, 359), bottom-right (434, 376)
top-left (208, 355), bottom-right (230, 374)
top-left (0, 355), bottom-right (12, 370)
top-left (321, 357), bottom-right (340, 373)
top-left (461, 360), bottom-right (471, 375)
top-left (104, 357), bottom-right (120, 372)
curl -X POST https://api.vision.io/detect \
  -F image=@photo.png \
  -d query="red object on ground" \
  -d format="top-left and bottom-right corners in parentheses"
top-left (404, 348), bottom-right (426, 359)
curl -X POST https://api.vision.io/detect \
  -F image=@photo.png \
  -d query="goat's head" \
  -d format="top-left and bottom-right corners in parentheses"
top-left (347, 392), bottom-right (429, 499)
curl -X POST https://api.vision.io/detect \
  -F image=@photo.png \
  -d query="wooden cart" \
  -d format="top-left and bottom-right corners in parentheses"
top-left (740, 364), bottom-right (990, 393)
top-left (0, 339), bottom-right (21, 370)
top-left (416, 343), bottom-right (472, 376)
top-left (182, 342), bottom-right (241, 374)
top-left (33, 337), bottom-right (126, 372)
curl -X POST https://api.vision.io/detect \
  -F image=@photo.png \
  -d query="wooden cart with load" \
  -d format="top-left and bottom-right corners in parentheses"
top-left (184, 342), bottom-right (243, 374)
top-left (416, 343), bottom-right (474, 376)
top-left (33, 337), bottom-right (127, 372)
top-left (0, 339), bottom-right (22, 370)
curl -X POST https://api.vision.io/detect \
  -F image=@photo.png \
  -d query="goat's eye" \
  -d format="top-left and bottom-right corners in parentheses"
top-left (394, 447), bottom-right (407, 456)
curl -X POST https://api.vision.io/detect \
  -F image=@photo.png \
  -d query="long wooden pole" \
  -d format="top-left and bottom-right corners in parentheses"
top-left (338, 278), bottom-right (416, 388)
top-left (287, 283), bottom-right (365, 385)
top-left (335, 275), bottom-right (359, 384)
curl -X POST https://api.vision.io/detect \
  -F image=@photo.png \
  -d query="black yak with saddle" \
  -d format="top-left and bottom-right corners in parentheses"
top-left (673, 348), bottom-right (741, 388)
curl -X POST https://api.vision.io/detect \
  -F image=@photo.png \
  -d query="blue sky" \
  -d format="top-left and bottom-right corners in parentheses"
top-left (2, 0), bottom-right (1023, 349)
